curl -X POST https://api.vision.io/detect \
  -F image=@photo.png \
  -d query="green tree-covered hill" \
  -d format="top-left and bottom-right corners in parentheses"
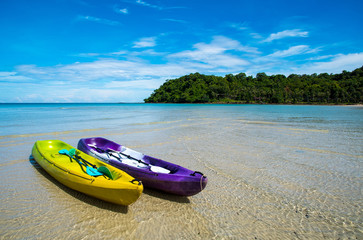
top-left (144, 66), bottom-right (363, 104)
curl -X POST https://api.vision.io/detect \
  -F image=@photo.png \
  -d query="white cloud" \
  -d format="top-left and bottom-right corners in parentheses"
top-left (0, 58), bottom-right (198, 102)
top-left (0, 71), bottom-right (33, 82)
top-left (77, 52), bottom-right (101, 57)
top-left (113, 4), bottom-right (128, 14)
top-left (118, 8), bottom-right (128, 14)
top-left (305, 52), bottom-right (363, 74)
top-left (307, 54), bottom-right (336, 61)
top-left (110, 50), bottom-right (128, 55)
top-left (105, 79), bottom-right (163, 89)
top-left (252, 52), bottom-right (363, 76)
top-left (211, 36), bottom-right (260, 53)
top-left (268, 45), bottom-right (312, 58)
top-left (77, 15), bottom-right (120, 26)
top-left (0, 71), bottom-right (16, 77)
top-left (263, 29), bottom-right (308, 42)
top-left (18, 86), bottom-right (146, 103)
top-left (228, 22), bottom-right (248, 31)
top-left (136, 0), bottom-right (162, 10)
top-left (11, 58), bottom-right (197, 85)
top-left (250, 33), bottom-right (263, 39)
top-left (169, 36), bottom-right (259, 68)
top-left (55, 87), bottom-right (146, 103)
top-left (133, 0), bottom-right (184, 10)
top-left (133, 37), bottom-right (157, 48)
top-left (161, 18), bottom-right (187, 24)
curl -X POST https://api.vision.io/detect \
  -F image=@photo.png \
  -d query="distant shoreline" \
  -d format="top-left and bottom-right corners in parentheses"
top-left (144, 102), bottom-right (363, 106)
top-left (1, 102), bottom-right (362, 107)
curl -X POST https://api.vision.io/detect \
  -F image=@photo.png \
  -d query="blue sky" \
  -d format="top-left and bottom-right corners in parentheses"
top-left (1, 0), bottom-right (362, 103)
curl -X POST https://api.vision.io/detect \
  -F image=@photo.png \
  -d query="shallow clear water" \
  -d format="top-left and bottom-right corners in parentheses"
top-left (0, 103), bottom-right (362, 239)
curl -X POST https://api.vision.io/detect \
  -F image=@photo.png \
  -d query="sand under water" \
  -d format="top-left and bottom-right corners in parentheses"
top-left (0, 103), bottom-right (362, 239)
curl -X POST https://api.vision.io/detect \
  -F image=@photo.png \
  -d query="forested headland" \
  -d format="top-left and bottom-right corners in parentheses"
top-left (144, 66), bottom-right (363, 104)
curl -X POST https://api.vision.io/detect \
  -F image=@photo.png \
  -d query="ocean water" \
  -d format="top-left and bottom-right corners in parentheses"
top-left (0, 103), bottom-right (362, 239)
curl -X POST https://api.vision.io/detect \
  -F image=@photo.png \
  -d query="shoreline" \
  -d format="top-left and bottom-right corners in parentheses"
top-left (144, 102), bottom-right (363, 106)
top-left (1, 102), bottom-right (362, 106)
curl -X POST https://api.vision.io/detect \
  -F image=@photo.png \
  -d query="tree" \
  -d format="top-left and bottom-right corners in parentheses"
top-left (143, 67), bottom-right (363, 104)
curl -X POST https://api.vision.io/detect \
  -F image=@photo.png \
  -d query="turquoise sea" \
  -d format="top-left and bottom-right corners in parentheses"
top-left (0, 103), bottom-right (362, 239)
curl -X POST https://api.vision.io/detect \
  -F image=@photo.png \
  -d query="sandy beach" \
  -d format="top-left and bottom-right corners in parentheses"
top-left (0, 103), bottom-right (362, 239)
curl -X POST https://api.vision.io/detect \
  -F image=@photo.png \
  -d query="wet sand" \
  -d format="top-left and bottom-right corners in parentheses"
top-left (0, 109), bottom-right (362, 239)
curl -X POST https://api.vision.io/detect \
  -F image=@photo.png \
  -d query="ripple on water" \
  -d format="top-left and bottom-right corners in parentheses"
top-left (0, 105), bottom-right (362, 239)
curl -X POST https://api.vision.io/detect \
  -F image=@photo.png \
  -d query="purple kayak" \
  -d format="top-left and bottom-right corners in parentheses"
top-left (77, 137), bottom-right (207, 196)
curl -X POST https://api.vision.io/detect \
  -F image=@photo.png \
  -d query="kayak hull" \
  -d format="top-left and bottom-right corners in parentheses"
top-left (78, 137), bottom-right (207, 196)
top-left (32, 140), bottom-right (143, 206)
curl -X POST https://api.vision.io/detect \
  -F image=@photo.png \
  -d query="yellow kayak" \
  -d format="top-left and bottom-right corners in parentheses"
top-left (32, 140), bottom-right (143, 206)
